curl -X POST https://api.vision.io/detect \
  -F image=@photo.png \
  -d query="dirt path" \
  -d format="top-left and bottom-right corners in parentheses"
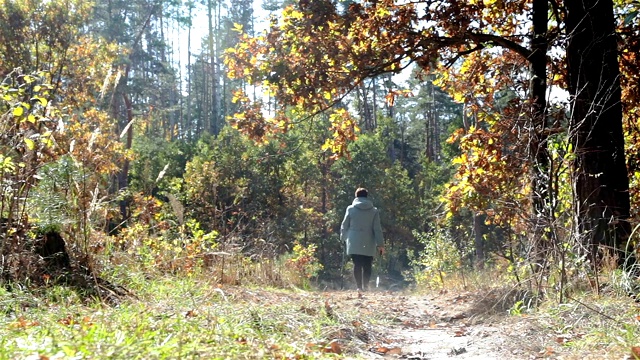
top-left (322, 289), bottom-right (556, 359)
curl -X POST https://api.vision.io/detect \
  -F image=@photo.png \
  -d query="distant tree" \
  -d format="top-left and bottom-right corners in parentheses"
top-left (224, 0), bottom-right (635, 266)
top-left (92, 0), bottom-right (182, 222)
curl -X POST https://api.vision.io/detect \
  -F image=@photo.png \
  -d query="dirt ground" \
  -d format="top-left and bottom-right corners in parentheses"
top-left (227, 283), bottom-right (637, 359)
top-left (320, 288), bottom-right (580, 360)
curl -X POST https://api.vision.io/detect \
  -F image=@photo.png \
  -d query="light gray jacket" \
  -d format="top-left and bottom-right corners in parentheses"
top-left (340, 197), bottom-right (384, 257)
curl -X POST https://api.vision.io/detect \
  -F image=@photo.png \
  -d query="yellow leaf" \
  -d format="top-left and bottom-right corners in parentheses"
top-left (13, 106), bottom-right (24, 117)
top-left (453, 92), bottom-right (465, 103)
top-left (32, 96), bottom-right (47, 107)
top-left (24, 138), bottom-right (35, 151)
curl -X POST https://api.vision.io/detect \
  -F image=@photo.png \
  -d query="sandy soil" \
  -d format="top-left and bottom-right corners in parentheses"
top-left (322, 288), bottom-right (564, 360)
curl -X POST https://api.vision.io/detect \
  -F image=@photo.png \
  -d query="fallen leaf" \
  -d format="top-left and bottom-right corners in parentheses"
top-left (299, 306), bottom-right (317, 315)
top-left (58, 316), bottom-right (74, 326)
top-left (539, 347), bottom-right (554, 356)
top-left (375, 346), bottom-right (401, 354)
top-left (324, 340), bottom-right (342, 354)
top-left (454, 328), bottom-right (467, 337)
top-left (387, 347), bottom-right (402, 355)
top-left (631, 346), bottom-right (640, 359)
top-left (10, 317), bottom-right (39, 329)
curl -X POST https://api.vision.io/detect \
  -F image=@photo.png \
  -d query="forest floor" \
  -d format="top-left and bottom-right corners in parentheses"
top-left (226, 285), bottom-right (637, 360)
top-left (3, 262), bottom-right (638, 359)
top-left (322, 288), bottom-right (553, 359)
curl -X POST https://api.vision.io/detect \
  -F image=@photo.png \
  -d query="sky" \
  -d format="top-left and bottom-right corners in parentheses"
top-left (174, 0), bottom-right (271, 73)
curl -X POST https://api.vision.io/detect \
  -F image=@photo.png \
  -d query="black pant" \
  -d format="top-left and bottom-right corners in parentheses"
top-left (351, 254), bottom-right (373, 290)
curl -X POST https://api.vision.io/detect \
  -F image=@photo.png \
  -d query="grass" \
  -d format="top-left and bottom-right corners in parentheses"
top-left (2, 248), bottom-right (639, 360)
top-left (410, 263), bottom-right (640, 359)
top-left (533, 289), bottom-right (640, 359)
top-left (0, 272), bottom-right (372, 359)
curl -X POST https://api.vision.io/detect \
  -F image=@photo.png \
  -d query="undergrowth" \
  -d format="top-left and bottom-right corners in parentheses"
top-left (409, 252), bottom-right (640, 359)
top-left (2, 222), bottom-right (639, 359)
top-left (0, 271), bottom-right (369, 359)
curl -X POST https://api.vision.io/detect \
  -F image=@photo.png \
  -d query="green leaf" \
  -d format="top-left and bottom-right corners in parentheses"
top-left (624, 11), bottom-right (638, 26)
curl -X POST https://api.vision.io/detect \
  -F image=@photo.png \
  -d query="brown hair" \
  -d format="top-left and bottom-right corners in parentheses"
top-left (355, 187), bottom-right (368, 197)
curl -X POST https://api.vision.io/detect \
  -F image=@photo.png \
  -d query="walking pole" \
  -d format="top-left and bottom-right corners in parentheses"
top-left (340, 242), bottom-right (346, 290)
top-left (376, 246), bottom-right (383, 289)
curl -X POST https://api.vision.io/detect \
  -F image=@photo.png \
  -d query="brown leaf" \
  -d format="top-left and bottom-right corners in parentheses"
top-left (454, 328), bottom-right (467, 337)
top-left (375, 346), bottom-right (402, 355)
top-left (539, 347), bottom-right (554, 356)
top-left (10, 317), bottom-right (39, 329)
top-left (324, 340), bottom-right (342, 354)
top-left (631, 346), bottom-right (640, 359)
top-left (58, 316), bottom-right (74, 326)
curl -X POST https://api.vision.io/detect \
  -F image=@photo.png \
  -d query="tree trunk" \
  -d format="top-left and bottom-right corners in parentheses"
top-left (207, 0), bottom-right (219, 135)
top-left (118, 90), bottom-right (134, 221)
top-left (529, 0), bottom-right (551, 268)
top-left (474, 212), bottom-right (485, 268)
top-left (565, 0), bottom-right (632, 265)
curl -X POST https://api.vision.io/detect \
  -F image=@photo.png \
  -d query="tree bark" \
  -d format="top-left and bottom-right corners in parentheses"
top-left (529, 0), bottom-right (551, 268)
top-left (565, 0), bottom-right (632, 264)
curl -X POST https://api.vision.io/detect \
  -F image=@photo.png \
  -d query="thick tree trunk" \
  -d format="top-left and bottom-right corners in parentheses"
top-left (565, 0), bottom-right (632, 264)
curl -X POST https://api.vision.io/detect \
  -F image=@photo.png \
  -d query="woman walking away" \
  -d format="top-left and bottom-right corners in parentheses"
top-left (340, 188), bottom-right (385, 292)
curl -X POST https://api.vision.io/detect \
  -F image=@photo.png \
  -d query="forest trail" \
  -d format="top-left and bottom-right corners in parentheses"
top-left (231, 286), bottom-right (574, 359)
top-left (322, 288), bottom-right (551, 359)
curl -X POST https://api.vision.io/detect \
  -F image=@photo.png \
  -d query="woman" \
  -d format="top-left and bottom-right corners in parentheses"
top-left (340, 187), bottom-right (385, 291)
